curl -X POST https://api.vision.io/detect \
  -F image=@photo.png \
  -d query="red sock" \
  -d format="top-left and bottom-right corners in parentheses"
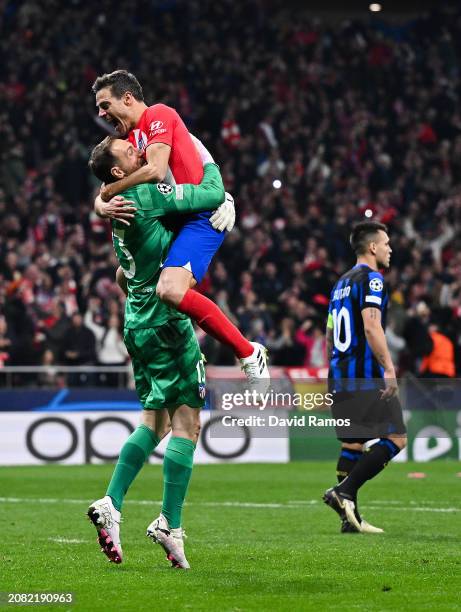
top-left (177, 289), bottom-right (253, 359)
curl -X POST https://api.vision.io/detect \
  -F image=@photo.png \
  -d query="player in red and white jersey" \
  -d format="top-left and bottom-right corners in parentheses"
top-left (92, 70), bottom-right (268, 380)
top-left (126, 102), bottom-right (204, 186)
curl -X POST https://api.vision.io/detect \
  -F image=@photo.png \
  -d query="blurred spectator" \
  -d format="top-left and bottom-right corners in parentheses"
top-left (38, 349), bottom-right (65, 388)
top-left (84, 301), bottom-right (128, 365)
top-left (420, 323), bottom-right (456, 378)
top-left (402, 302), bottom-right (434, 372)
top-left (84, 305), bottom-right (128, 386)
top-left (266, 318), bottom-right (305, 366)
top-left (41, 301), bottom-right (71, 361)
top-left (386, 321), bottom-right (406, 369)
top-left (0, 315), bottom-right (13, 367)
top-left (236, 291), bottom-right (273, 339)
top-left (3, 288), bottom-right (36, 365)
top-left (63, 313), bottom-right (97, 367)
top-left (295, 320), bottom-right (328, 368)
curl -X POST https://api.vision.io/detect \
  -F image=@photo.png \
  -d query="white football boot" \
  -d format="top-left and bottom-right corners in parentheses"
top-left (323, 487), bottom-right (362, 532)
top-left (146, 514), bottom-right (190, 569)
top-left (240, 342), bottom-right (270, 388)
top-left (359, 519), bottom-right (384, 534)
top-left (87, 495), bottom-right (122, 564)
top-left (341, 517), bottom-right (384, 534)
top-left (341, 497), bottom-right (362, 532)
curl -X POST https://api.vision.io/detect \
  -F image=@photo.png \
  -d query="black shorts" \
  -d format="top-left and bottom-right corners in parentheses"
top-left (331, 390), bottom-right (407, 443)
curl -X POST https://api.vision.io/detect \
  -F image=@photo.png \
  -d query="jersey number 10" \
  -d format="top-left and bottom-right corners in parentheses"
top-left (332, 307), bottom-right (352, 352)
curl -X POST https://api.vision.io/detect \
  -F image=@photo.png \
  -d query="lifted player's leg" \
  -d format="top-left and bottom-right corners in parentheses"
top-left (118, 264), bottom-right (268, 380)
top-left (156, 215), bottom-right (270, 383)
top-left (87, 402), bottom-right (170, 562)
top-left (146, 404), bottom-right (200, 570)
top-left (157, 266), bottom-right (267, 360)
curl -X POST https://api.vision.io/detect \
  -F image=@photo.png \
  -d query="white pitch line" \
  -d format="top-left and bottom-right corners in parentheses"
top-left (0, 497), bottom-right (86, 505)
top-left (364, 506), bottom-right (460, 513)
top-left (288, 499), bottom-right (457, 507)
top-left (0, 497), bottom-right (459, 513)
top-left (49, 537), bottom-right (86, 544)
top-left (198, 501), bottom-right (292, 508)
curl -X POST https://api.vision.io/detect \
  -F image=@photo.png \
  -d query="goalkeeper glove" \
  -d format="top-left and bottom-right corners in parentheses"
top-left (210, 192), bottom-right (235, 232)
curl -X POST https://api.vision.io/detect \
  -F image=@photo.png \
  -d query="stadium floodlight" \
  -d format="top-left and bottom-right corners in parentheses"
top-left (273, 179), bottom-right (282, 189)
top-left (369, 3), bottom-right (382, 11)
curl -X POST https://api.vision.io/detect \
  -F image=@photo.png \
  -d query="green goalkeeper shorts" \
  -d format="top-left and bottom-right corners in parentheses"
top-left (124, 318), bottom-right (206, 411)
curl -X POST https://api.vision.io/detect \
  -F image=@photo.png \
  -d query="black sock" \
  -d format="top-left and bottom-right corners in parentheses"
top-left (336, 448), bottom-right (363, 520)
top-left (336, 448), bottom-right (363, 484)
top-left (337, 439), bottom-right (401, 499)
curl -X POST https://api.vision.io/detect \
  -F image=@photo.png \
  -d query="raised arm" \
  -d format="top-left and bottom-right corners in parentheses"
top-left (136, 163), bottom-right (225, 217)
top-left (99, 143), bottom-right (171, 202)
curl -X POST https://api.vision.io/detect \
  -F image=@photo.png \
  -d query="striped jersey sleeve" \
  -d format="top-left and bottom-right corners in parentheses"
top-left (359, 271), bottom-right (385, 311)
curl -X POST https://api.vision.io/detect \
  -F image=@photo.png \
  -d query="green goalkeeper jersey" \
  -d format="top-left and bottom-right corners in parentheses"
top-left (111, 163), bottom-right (224, 329)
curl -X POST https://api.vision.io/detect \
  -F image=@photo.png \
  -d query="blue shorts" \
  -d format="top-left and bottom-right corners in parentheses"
top-left (161, 211), bottom-right (226, 283)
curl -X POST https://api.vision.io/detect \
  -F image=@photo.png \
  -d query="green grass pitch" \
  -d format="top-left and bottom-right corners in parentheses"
top-left (0, 461), bottom-right (459, 611)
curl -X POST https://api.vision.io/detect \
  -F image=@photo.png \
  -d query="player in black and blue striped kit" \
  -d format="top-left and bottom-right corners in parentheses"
top-left (328, 266), bottom-right (389, 382)
top-left (323, 221), bottom-right (407, 534)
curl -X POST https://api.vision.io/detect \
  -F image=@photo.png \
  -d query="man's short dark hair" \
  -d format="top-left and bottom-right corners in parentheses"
top-left (92, 69), bottom-right (144, 101)
top-left (350, 221), bottom-right (388, 255)
top-left (88, 137), bottom-right (117, 184)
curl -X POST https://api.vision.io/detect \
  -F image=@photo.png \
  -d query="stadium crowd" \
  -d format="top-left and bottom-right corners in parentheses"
top-left (1, 0), bottom-right (461, 380)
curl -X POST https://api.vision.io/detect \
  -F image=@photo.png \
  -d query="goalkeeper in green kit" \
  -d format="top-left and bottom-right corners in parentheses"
top-left (86, 136), bottom-right (226, 569)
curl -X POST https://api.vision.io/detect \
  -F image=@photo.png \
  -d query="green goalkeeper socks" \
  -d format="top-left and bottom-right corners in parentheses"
top-left (106, 424), bottom-right (160, 511)
top-left (162, 436), bottom-right (195, 529)
top-left (107, 430), bottom-right (195, 525)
